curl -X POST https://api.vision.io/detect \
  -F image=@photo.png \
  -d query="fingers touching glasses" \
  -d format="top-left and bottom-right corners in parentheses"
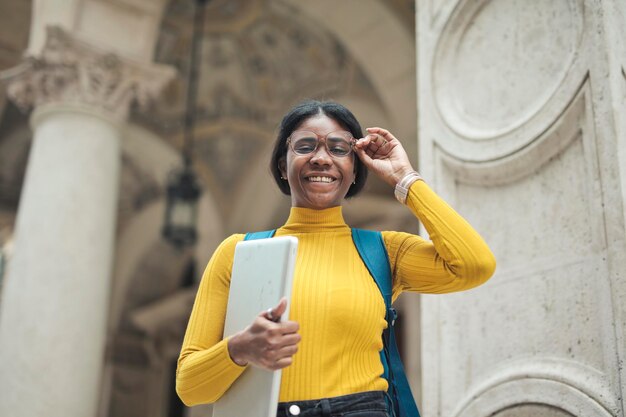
top-left (354, 132), bottom-right (393, 159)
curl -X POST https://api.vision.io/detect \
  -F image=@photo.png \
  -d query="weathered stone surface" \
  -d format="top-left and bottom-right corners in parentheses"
top-left (417, 0), bottom-right (626, 416)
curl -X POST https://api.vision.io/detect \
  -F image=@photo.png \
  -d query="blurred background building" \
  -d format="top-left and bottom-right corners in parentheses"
top-left (0, 1), bottom-right (624, 417)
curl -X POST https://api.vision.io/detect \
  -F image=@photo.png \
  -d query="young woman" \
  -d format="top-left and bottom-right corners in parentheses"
top-left (176, 100), bottom-right (496, 417)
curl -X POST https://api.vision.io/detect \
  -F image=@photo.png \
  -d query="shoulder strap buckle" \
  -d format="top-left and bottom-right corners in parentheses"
top-left (389, 307), bottom-right (398, 327)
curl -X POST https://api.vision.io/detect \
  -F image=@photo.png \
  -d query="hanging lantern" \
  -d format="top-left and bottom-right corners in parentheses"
top-left (162, 162), bottom-right (201, 248)
top-left (162, 0), bottom-right (209, 248)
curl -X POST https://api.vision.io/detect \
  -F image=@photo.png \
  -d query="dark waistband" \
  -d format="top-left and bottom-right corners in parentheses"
top-left (276, 391), bottom-right (388, 416)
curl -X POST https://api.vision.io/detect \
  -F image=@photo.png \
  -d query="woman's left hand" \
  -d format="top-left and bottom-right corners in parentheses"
top-left (354, 127), bottom-right (415, 187)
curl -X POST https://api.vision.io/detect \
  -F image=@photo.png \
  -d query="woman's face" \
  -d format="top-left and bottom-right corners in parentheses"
top-left (280, 114), bottom-right (356, 210)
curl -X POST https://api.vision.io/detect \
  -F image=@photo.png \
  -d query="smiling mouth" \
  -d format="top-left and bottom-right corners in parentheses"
top-left (306, 176), bottom-right (336, 183)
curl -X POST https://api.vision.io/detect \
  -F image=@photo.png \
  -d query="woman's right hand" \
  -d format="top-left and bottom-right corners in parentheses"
top-left (227, 298), bottom-right (301, 371)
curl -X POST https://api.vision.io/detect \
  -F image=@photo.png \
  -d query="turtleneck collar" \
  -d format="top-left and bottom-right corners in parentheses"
top-left (280, 206), bottom-right (349, 233)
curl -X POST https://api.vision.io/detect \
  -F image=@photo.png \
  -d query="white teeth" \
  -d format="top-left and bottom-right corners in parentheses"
top-left (307, 176), bottom-right (334, 183)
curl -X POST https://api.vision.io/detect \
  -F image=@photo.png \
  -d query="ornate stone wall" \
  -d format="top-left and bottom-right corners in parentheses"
top-left (417, 0), bottom-right (626, 416)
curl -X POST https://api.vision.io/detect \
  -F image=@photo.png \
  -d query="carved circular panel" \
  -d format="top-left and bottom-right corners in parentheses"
top-left (455, 378), bottom-right (613, 417)
top-left (453, 359), bottom-right (616, 417)
top-left (493, 404), bottom-right (575, 417)
top-left (434, 0), bottom-right (584, 142)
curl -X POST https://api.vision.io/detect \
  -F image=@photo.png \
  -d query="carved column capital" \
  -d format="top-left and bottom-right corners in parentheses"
top-left (6, 26), bottom-right (175, 121)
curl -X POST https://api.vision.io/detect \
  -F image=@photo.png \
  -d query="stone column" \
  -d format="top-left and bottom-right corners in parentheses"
top-left (0, 27), bottom-right (173, 417)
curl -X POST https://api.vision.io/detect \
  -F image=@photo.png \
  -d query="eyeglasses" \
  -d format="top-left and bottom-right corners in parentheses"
top-left (286, 130), bottom-right (355, 158)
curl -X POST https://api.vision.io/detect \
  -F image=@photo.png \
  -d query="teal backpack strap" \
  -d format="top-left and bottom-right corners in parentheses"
top-left (351, 228), bottom-right (421, 417)
top-left (244, 230), bottom-right (276, 240)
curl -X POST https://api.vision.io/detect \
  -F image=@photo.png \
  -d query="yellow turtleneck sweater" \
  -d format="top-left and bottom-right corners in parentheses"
top-left (176, 181), bottom-right (496, 406)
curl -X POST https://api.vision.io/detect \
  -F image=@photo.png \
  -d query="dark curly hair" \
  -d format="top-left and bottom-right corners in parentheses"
top-left (270, 100), bottom-right (368, 198)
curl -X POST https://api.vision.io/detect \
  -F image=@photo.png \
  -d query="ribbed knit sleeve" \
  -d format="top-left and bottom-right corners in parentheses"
top-left (176, 233), bottom-right (246, 406)
top-left (384, 180), bottom-right (496, 297)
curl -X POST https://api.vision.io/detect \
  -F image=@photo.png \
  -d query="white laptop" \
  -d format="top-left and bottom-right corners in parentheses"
top-left (212, 236), bottom-right (298, 417)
